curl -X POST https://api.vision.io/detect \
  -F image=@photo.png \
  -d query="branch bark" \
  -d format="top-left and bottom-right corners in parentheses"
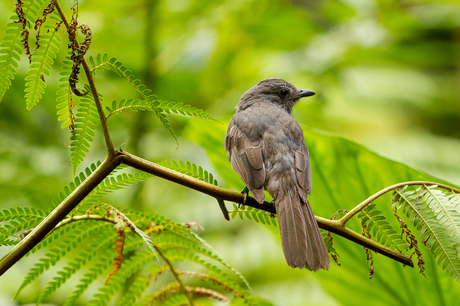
top-left (0, 155), bottom-right (122, 276)
top-left (119, 150), bottom-right (415, 267)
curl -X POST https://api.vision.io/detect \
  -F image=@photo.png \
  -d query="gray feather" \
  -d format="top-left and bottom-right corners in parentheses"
top-left (225, 119), bottom-right (266, 203)
top-left (225, 78), bottom-right (330, 270)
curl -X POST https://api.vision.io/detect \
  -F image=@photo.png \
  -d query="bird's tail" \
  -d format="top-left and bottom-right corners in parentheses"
top-left (275, 188), bottom-right (330, 271)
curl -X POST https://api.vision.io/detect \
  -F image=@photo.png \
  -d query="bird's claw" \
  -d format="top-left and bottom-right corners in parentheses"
top-left (240, 186), bottom-right (249, 208)
top-left (269, 200), bottom-right (275, 218)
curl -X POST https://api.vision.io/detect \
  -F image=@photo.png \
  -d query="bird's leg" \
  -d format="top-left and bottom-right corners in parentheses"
top-left (240, 186), bottom-right (249, 208)
top-left (269, 200), bottom-right (275, 218)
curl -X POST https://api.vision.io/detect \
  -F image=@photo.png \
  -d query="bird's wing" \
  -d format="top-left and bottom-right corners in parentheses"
top-left (224, 119), bottom-right (265, 203)
top-left (294, 144), bottom-right (311, 203)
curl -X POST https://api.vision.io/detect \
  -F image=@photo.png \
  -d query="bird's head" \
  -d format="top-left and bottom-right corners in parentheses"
top-left (236, 78), bottom-right (315, 113)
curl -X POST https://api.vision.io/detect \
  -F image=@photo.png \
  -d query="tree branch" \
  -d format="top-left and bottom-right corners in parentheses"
top-left (119, 150), bottom-right (414, 267)
top-left (0, 156), bottom-right (122, 276)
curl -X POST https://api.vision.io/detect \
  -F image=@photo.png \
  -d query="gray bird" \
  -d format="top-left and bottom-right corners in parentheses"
top-left (224, 78), bottom-right (330, 271)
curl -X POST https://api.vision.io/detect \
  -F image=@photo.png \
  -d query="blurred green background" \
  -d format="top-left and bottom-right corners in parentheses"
top-left (1, 0), bottom-right (460, 305)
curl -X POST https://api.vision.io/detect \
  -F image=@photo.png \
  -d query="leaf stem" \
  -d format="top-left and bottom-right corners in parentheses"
top-left (54, 214), bottom-right (116, 230)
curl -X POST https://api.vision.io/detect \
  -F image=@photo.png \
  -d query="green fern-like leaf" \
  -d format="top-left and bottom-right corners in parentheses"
top-left (105, 99), bottom-right (219, 124)
top-left (162, 294), bottom-right (189, 306)
top-left (0, 0), bottom-right (49, 101)
top-left (13, 204), bottom-right (255, 305)
top-left (24, 220), bottom-right (75, 257)
top-left (0, 226), bottom-right (17, 246)
top-left (0, 206), bottom-right (48, 223)
top-left (0, 207), bottom-right (48, 245)
top-left (15, 222), bottom-right (113, 299)
top-left (125, 209), bottom-right (253, 300)
top-left (118, 273), bottom-right (151, 305)
top-left (64, 237), bottom-right (144, 306)
top-left (358, 203), bottom-right (408, 252)
top-left (151, 102), bottom-right (178, 144)
top-left (25, 22), bottom-right (62, 110)
top-left (56, 55), bottom-right (74, 128)
top-left (393, 185), bottom-right (460, 281)
top-left (165, 248), bottom-right (256, 305)
top-left (154, 100), bottom-right (219, 122)
top-left (20, 0), bottom-right (48, 25)
top-left (75, 171), bottom-right (153, 214)
top-left (37, 226), bottom-right (133, 305)
top-left (158, 160), bottom-right (219, 186)
top-left (157, 233), bottom-right (254, 301)
top-left (230, 204), bottom-right (278, 227)
top-left (423, 186), bottom-right (460, 247)
top-left (0, 16), bottom-right (23, 102)
top-left (69, 95), bottom-right (99, 176)
top-left (50, 163), bottom-right (100, 209)
top-left (105, 98), bottom-right (152, 118)
top-left (63, 244), bottom-right (114, 306)
top-left (90, 250), bottom-right (153, 306)
top-left (51, 162), bottom-right (152, 214)
top-left (90, 54), bottom-right (180, 143)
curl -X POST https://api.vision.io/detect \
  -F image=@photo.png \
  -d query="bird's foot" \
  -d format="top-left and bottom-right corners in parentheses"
top-left (269, 200), bottom-right (275, 218)
top-left (240, 186), bottom-right (249, 208)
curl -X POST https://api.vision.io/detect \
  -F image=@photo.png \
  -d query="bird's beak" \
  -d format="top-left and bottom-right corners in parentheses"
top-left (297, 89), bottom-right (315, 98)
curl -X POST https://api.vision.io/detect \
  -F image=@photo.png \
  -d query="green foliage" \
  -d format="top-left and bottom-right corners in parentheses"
top-left (25, 17), bottom-right (62, 110)
top-left (158, 159), bottom-right (219, 186)
top-left (9, 206), bottom-right (254, 305)
top-left (90, 53), bottom-right (218, 144)
top-left (106, 99), bottom-right (219, 122)
top-left (358, 203), bottom-right (409, 252)
top-left (55, 55), bottom-right (74, 128)
top-left (15, 222), bottom-right (113, 299)
top-left (0, 16), bottom-right (22, 102)
top-left (72, 164), bottom-right (153, 213)
top-left (230, 203), bottom-right (278, 227)
top-left (69, 94), bottom-right (99, 177)
top-left (1, 160), bottom-right (247, 305)
top-left (393, 185), bottom-right (460, 281)
top-left (0, 0), bottom-right (50, 102)
top-left (0, 207), bottom-right (49, 245)
top-left (89, 53), bottom-right (178, 143)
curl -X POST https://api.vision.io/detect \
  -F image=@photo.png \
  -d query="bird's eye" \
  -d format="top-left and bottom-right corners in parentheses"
top-left (280, 89), bottom-right (288, 97)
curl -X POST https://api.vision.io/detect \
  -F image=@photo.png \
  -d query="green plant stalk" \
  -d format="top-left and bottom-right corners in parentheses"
top-left (154, 246), bottom-right (195, 306)
top-left (55, 214), bottom-right (116, 230)
top-left (55, 0), bottom-right (116, 158)
top-left (119, 150), bottom-right (414, 266)
top-left (0, 155), bottom-right (122, 276)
